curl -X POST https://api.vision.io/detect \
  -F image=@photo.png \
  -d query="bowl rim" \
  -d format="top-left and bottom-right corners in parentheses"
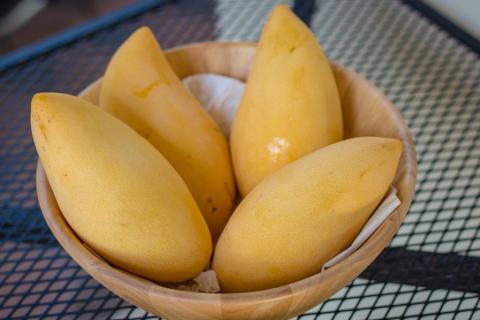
top-left (36, 41), bottom-right (417, 306)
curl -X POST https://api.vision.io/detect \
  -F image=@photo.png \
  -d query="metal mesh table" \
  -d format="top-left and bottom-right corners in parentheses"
top-left (0, 0), bottom-right (479, 319)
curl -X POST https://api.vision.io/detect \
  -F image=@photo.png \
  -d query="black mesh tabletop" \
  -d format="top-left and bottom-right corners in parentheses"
top-left (0, 0), bottom-right (479, 319)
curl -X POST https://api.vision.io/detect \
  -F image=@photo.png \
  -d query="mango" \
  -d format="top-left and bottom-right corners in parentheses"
top-left (230, 5), bottom-right (343, 196)
top-left (31, 93), bottom-right (212, 282)
top-left (213, 137), bottom-right (402, 292)
top-left (100, 27), bottom-right (235, 238)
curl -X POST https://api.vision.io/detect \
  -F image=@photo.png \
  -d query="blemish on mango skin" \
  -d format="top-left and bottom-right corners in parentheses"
top-left (134, 76), bottom-right (171, 98)
top-left (39, 122), bottom-right (48, 142)
top-left (266, 24), bottom-right (307, 57)
top-left (33, 93), bottom-right (47, 104)
top-left (268, 266), bottom-right (281, 275)
top-left (206, 197), bottom-right (218, 214)
top-left (359, 170), bottom-right (368, 179)
top-left (134, 81), bottom-right (161, 98)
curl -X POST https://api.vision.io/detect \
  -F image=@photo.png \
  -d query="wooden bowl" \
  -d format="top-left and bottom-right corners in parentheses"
top-left (36, 42), bottom-right (417, 320)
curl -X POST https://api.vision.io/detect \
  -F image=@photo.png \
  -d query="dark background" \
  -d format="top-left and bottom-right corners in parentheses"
top-left (0, 0), bottom-right (136, 55)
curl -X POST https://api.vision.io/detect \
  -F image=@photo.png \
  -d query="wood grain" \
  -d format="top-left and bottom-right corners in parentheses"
top-left (37, 42), bottom-right (417, 320)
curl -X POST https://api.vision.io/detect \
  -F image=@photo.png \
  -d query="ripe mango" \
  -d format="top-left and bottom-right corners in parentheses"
top-left (213, 137), bottom-right (402, 292)
top-left (231, 5), bottom-right (343, 196)
top-left (31, 93), bottom-right (212, 282)
top-left (100, 27), bottom-right (235, 238)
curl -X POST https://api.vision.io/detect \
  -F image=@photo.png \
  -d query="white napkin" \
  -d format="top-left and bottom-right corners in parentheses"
top-left (183, 73), bottom-right (244, 136)
top-left (176, 270), bottom-right (221, 293)
top-left (178, 73), bottom-right (401, 292)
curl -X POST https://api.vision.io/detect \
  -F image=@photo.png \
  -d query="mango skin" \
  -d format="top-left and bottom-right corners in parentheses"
top-left (213, 137), bottom-right (402, 292)
top-left (31, 93), bottom-right (212, 283)
top-left (231, 5), bottom-right (343, 196)
top-left (100, 27), bottom-right (235, 238)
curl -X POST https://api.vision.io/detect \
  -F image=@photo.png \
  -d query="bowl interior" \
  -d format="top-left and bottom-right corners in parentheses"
top-left (36, 42), bottom-right (416, 320)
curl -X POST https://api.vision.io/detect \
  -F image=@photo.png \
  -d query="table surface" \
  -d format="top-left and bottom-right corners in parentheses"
top-left (0, 0), bottom-right (479, 319)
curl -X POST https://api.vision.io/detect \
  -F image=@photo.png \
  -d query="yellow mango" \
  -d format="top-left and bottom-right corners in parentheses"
top-left (213, 137), bottom-right (402, 292)
top-left (100, 27), bottom-right (235, 238)
top-left (31, 93), bottom-right (211, 282)
top-left (231, 5), bottom-right (343, 196)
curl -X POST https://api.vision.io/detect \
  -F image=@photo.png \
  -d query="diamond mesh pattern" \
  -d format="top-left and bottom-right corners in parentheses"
top-left (0, 0), bottom-right (479, 319)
